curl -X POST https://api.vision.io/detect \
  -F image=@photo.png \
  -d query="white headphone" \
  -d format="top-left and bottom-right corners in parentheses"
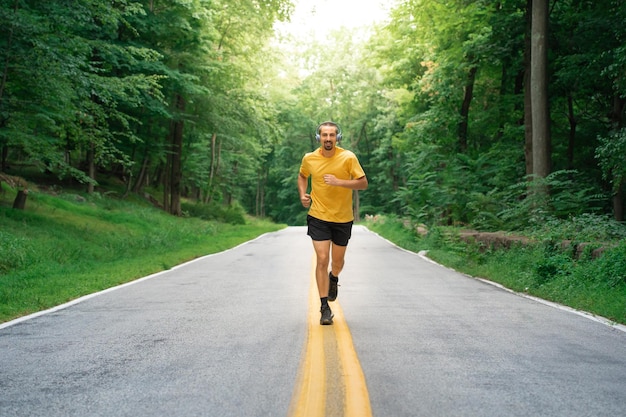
top-left (315, 121), bottom-right (342, 142)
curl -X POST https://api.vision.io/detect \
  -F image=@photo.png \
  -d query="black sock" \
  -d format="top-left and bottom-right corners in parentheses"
top-left (329, 272), bottom-right (338, 282)
top-left (321, 297), bottom-right (329, 307)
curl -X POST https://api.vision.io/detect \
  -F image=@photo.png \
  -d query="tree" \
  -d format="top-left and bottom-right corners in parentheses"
top-left (0, 0), bottom-right (161, 188)
top-left (530, 0), bottom-right (551, 181)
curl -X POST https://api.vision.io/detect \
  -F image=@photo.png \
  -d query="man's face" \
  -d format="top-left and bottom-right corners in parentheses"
top-left (319, 125), bottom-right (338, 151)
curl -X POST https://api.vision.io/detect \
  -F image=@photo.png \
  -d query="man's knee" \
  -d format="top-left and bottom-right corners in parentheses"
top-left (316, 254), bottom-right (330, 267)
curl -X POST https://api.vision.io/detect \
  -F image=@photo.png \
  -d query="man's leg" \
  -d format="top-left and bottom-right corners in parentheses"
top-left (327, 242), bottom-right (347, 301)
top-left (312, 239), bottom-right (334, 324)
top-left (312, 239), bottom-right (331, 297)
top-left (330, 242), bottom-right (347, 277)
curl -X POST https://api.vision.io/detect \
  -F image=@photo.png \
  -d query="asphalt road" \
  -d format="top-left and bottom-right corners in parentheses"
top-left (1, 226), bottom-right (625, 417)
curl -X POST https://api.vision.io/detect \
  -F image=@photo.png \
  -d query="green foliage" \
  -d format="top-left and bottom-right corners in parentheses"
top-left (531, 213), bottom-right (626, 242)
top-left (584, 241), bottom-right (626, 288)
top-left (466, 171), bottom-right (610, 232)
top-left (2, 0), bottom-right (625, 237)
top-left (596, 128), bottom-right (626, 193)
top-left (0, 0), bottom-right (162, 181)
top-left (352, 0), bottom-right (624, 231)
top-left (532, 245), bottom-right (574, 286)
top-left (0, 0), bottom-right (293, 221)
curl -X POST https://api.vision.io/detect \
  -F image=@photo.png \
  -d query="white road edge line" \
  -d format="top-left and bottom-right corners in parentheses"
top-left (364, 227), bottom-right (626, 334)
top-left (0, 233), bottom-right (272, 330)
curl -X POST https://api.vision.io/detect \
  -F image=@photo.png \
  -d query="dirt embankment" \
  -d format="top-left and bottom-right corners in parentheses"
top-left (455, 230), bottom-right (609, 259)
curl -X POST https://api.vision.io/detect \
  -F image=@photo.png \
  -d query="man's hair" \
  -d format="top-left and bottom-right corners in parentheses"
top-left (317, 121), bottom-right (340, 134)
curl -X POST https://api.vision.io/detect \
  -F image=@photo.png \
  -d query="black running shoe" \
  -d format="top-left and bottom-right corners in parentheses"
top-left (320, 305), bottom-right (334, 325)
top-left (328, 272), bottom-right (339, 302)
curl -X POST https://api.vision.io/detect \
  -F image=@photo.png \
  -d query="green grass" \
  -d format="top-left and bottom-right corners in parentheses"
top-left (0, 188), bottom-right (285, 323)
top-left (364, 215), bottom-right (626, 325)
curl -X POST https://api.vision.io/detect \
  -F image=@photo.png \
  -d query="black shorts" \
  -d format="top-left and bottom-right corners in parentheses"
top-left (307, 215), bottom-right (353, 246)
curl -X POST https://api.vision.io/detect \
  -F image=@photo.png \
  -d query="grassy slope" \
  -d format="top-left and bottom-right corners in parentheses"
top-left (0, 188), bottom-right (284, 323)
top-left (364, 217), bottom-right (626, 326)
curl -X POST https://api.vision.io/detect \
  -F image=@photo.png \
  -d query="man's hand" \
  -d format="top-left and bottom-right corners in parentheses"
top-left (300, 193), bottom-right (312, 208)
top-left (323, 174), bottom-right (368, 190)
top-left (323, 174), bottom-right (339, 186)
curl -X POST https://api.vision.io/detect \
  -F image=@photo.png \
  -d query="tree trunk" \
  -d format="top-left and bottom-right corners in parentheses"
top-left (523, 0), bottom-right (533, 177)
top-left (205, 133), bottom-right (221, 204)
top-left (458, 65), bottom-right (477, 153)
top-left (614, 181), bottom-right (624, 222)
top-left (12, 189), bottom-right (27, 209)
top-left (132, 151), bottom-right (150, 193)
top-left (353, 190), bottom-right (361, 222)
top-left (87, 141), bottom-right (95, 194)
top-left (531, 0), bottom-right (551, 179)
top-left (0, 1), bottom-right (18, 107)
top-left (205, 133), bottom-right (217, 204)
top-left (163, 142), bottom-right (171, 213)
top-left (566, 94), bottom-right (576, 170)
top-left (169, 93), bottom-right (185, 216)
top-left (1, 143), bottom-right (7, 173)
top-left (256, 171), bottom-right (265, 217)
top-left (610, 95), bottom-right (626, 221)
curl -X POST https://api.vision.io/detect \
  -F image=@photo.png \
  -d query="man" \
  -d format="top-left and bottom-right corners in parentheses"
top-left (298, 121), bottom-right (368, 325)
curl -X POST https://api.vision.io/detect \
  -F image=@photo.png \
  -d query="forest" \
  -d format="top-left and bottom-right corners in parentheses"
top-left (1, 0), bottom-right (625, 236)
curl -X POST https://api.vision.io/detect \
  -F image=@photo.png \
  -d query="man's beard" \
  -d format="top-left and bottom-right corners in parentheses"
top-left (323, 141), bottom-right (334, 150)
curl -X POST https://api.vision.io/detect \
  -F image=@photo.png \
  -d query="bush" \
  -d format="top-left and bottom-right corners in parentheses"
top-left (533, 251), bottom-right (573, 285)
top-left (530, 213), bottom-right (626, 242)
top-left (585, 241), bottom-right (626, 288)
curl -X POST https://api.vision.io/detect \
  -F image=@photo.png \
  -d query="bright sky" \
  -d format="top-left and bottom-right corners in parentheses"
top-left (275, 0), bottom-right (395, 41)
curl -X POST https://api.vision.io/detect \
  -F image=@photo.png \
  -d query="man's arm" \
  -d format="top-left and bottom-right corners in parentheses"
top-left (298, 173), bottom-right (312, 208)
top-left (323, 174), bottom-right (368, 190)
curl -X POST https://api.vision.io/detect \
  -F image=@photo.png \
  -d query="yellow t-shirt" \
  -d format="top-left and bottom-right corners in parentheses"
top-left (299, 146), bottom-right (366, 223)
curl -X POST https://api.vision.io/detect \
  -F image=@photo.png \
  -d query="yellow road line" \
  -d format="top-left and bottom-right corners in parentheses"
top-left (333, 301), bottom-right (373, 417)
top-left (289, 257), bottom-right (372, 417)
top-left (289, 262), bottom-right (326, 417)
